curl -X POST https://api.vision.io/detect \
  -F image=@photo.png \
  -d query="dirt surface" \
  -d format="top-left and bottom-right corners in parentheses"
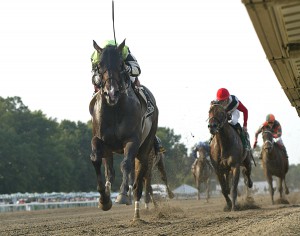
top-left (1, 193), bottom-right (300, 236)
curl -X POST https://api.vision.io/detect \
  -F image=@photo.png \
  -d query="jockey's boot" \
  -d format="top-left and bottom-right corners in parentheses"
top-left (233, 123), bottom-right (249, 151)
top-left (154, 136), bottom-right (166, 155)
top-left (244, 130), bottom-right (251, 151)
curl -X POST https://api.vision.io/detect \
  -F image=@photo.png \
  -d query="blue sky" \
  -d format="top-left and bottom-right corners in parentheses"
top-left (0, 0), bottom-right (299, 164)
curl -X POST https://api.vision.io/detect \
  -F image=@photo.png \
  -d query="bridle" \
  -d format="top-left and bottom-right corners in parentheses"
top-left (92, 48), bottom-right (130, 94)
top-left (208, 103), bottom-right (227, 133)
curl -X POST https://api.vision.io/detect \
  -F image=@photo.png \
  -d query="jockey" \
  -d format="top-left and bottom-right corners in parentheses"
top-left (191, 141), bottom-right (213, 169)
top-left (253, 114), bottom-right (288, 158)
top-left (91, 40), bottom-right (141, 93)
top-left (214, 88), bottom-right (251, 151)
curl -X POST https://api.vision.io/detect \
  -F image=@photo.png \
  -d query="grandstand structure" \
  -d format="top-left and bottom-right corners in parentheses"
top-left (242, 0), bottom-right (300, 116)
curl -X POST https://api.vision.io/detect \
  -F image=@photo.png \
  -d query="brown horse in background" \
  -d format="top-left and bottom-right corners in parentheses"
top-left (208, 102), bottom-right (253, 211)
top-left (191, 144), bottom-right (214, 202)
top-left (261, 126), bottom-right (289, 204)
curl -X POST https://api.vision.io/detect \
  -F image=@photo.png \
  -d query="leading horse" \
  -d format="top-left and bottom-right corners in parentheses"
top-left (191, 144), bottom-right (214, 202)
top-left (208, 102), bottom-right (253, 211)
top-left (261, 126), bottom-right (289, 204)
top-left (89, 39), bottom-right (158, 220)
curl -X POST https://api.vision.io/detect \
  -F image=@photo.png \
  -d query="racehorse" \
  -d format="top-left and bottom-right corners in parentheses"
top-left (208, 102), bottom-right (253, 211)
top-left (191, 144), bottom-right (214, 202)
top-left (261, 126), bottom-right (289, 204)
top-left (89, 39), bottom-right (158, 220)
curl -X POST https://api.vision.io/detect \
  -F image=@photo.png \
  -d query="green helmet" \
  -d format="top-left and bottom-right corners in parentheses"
top-left (91, 40), bottom-right (129, 66)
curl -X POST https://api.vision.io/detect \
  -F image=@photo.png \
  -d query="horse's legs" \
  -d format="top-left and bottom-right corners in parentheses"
top-left (284, 178), bottom-right (289, 195)
top-left (91, 137), bottom-right (112, 211)
top-left (231, 166), bottom-right (240, 211)
top-left (216, 173), bottom-right (232, 211)
top-left (243, 154), bottom-right (253, 188)
top-left (133, 157), bottom-right (148, 219)
top-left (157, 155), bottom-right (174, 199)
top-left (116, 143), bottom-right (138, 205)
top-left (266, 173), bottom-right (275, 204)
top-left (196, 178), bottom-right (201, 200)
top-left (206, 178), bottom-right (210, 203)
top-left (103, 156), bottom-right (114, 195)
top-left (278, 178), bottom-right (284, 199)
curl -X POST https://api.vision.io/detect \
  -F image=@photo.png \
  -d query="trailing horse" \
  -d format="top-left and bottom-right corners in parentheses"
top-left (89, 39), bottom-right (158, 220)
top-left (143, 150), bottom-right (174, 209)
top-left (261, 126), bottom-right (289, 204)
top-left (208, 102), bottom-right (253, 211)
top-left (191, 144), bottom-right (214, 202)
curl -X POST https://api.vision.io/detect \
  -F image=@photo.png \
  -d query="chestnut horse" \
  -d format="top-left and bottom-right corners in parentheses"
top-left (143, 150), bottom-right (174, 209)
top-left (208, 102), bottom-right (253, 211)
top-left (261, 126), bottom-right (289, 204)
top-left (89, 39), bottom-right (158, 220)
top-left (191, 144), bottom-right (214, 202)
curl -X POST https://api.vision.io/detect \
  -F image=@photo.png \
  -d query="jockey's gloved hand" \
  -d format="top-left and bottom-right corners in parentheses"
top-left (227, 113), bottom-right (232, 121)
top-left (125, 64), bottom-right (131, 74)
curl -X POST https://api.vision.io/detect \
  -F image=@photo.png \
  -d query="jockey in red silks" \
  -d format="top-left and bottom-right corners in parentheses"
top-left (213, 88), bottom-right (251, 150)
top-left (253, 114), bottom-right (288, 158)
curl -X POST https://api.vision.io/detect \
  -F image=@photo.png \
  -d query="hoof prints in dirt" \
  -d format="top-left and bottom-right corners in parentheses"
top-left (147, 204), bottom-right (185, 220)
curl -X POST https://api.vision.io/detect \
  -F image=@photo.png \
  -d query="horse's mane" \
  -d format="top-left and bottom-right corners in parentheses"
top-left (99, 45), bottom-right (122, 71)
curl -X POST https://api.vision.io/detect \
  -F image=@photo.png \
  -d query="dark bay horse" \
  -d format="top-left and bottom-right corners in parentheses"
top-left (191, 144), bottom-right (214, 202)
top-left (261, 126), bottom-right (289, 204)
top-left (89, 39), bottom-right (158, 220)
top-left (208, 102), bottom-right (253, 211)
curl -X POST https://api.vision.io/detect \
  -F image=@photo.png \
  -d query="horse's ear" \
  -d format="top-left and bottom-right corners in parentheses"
top-left (93, 40), bottom-right (103, 53)
top-left (118, 39), bottom-right (126, 53)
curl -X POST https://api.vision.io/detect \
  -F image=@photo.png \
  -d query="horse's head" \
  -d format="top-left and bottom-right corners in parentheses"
top-left (208, 102), bottom-right (227, 135)
top-left (92, 39), bottom-right (129, 106)
top-left (196, 146), bottom-right (209, 165)
top-left (262, 126), bottom-right (274, 154)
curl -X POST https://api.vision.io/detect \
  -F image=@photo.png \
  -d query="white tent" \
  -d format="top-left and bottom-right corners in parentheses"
top-left (173, 184), bottom-right (198, 195)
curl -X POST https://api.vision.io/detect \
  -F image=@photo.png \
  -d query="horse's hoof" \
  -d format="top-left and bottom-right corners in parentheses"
top-left (223, 206), bottom-right (231, 212)
top-left (115, 193), bottom-right (130, 205)
top-left (99, 199), bottom-right (112, 211)
top-left (168, 191), bottom-right (175, 199)
top-left (285, 189), bottom-right (289, 195)
top-left (245, 178), bottom-right (253, 188)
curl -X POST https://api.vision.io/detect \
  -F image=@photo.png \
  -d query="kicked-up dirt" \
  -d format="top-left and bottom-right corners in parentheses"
top-left (0, 193), bottom-right (300, 236)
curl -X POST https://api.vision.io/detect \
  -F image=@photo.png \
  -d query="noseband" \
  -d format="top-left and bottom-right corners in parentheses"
top-left (262, 130), bottom-right (274, 149)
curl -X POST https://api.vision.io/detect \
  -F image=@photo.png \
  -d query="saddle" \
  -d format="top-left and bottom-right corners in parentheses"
top-left (134, 86), bottom-right (155, 118)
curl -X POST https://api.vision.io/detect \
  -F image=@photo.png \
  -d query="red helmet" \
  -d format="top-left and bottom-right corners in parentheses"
top-left (216, 88), bottom-right (230, 101)
top-left (266, 114), bottom-right (275, 122)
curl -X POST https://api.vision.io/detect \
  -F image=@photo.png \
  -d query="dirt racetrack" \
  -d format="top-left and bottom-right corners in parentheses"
top-left (1, 193), bottom-right (300, 236)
